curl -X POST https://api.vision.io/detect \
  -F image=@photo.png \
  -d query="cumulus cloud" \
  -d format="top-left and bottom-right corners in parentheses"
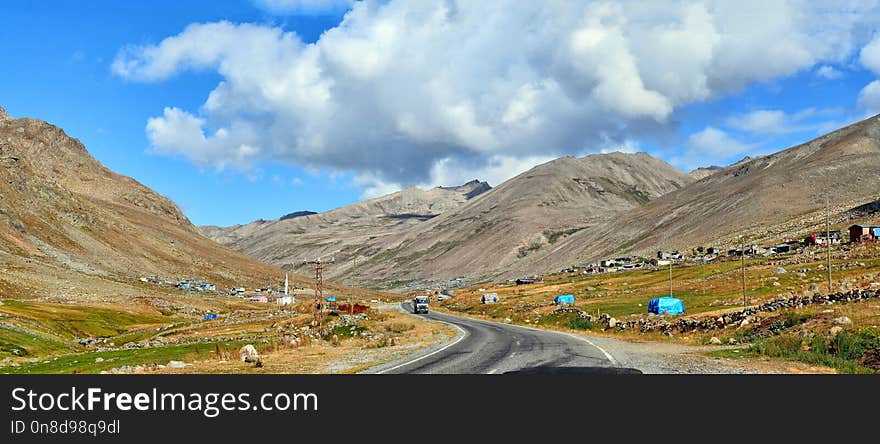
top-left (254, 0), bottom-right (355, 15)
top-left (114, 0), bottom-right (880, 192)
top-left (726, 107), bottom-right (845, 135)
top-left (858, 80), bottom-right (880, 114)
top-left (859, 35), bottom-right (880, 115)
top-left (671, 127), bottom-right (756, 170)
top-left (816, 65), bottom-right (843, 80)
top-left (862, 34), bottom-right (880, 75)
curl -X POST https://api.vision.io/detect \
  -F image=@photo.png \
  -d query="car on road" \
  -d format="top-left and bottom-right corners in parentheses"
top-left (412, 296), bottom-right (429, 314)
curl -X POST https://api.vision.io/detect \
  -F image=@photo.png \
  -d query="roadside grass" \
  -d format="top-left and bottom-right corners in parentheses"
top-left (0, 341), bottom-right (245, 374)
top-left (537, 312), bottom-right (595, 331)
top-left (710, 329), bottom-right (880, 374)
top-left (0, 300), bottom-right (177, 339)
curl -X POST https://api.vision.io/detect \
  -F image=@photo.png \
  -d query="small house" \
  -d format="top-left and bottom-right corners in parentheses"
top-left (247, 295), bottom-right (268, 303)
top-left (481, 293), bottom-right (498, 304)
top-left (275, 296), bottom-right (294, 306)
top-left (849, 224), bottom-right (880, 243)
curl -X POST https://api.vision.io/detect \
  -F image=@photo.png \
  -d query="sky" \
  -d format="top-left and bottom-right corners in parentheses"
top-left (2, 1), bottom-right (880, 227)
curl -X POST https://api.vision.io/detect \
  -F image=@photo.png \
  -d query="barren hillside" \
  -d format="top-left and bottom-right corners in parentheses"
top-left (546, 114), bottom-right (880, 266)
top-left (208, 151), bottom-right (692, 288)
top-left (0, 105), bottom-right (312, 301)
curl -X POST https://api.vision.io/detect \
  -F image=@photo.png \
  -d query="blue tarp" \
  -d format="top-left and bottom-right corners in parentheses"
top-left (874, 227), bottom-right (880, 237)
top-left (203, 313), bottom-right (218, 320)
top-left (648, 297), bottom-right (685, 315)
top-left (325, 296), bottom-right (337, 302)
top-left (554, 294), bottom-right (575, 304)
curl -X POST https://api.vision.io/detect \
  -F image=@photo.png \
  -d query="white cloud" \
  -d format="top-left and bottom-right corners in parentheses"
top-left (725, 107), bottom-right (845, 135)
top-left (861, 34), bottom-right (880, 75)
top-left (688, 127), bottom-right (753, 156)
top-left (858, 33), bottom-right (880, 116)
top-left (671, 126), bottom-right (756, 170)
top-left (114, 0), bottom-right (880, 191)
top-left (726, 110), bottom-right (788, 134)
top-left (254, 0), bottom-right (355, 15)
top-left (816, 65), bottom-right (843, 80)
top-left (858, 80), bottom-right (880, 114)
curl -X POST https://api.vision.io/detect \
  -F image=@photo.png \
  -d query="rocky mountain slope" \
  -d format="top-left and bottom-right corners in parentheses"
top-left (199, 179), bottom-right (492, 275)
top-left (546, 113), bottom-right (880, 266)
top-left (350, 152), bottom-right (694, 285)
top-left (0, 106), bottom-right (293, 301)
top-left (205, 152), bottom-right (692, 287)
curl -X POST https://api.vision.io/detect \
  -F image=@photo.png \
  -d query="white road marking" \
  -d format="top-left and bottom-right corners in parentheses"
top-left (376, 307), bottom-right (469, 374)
top-left (563, 333), bottom-right (619, 366)
top-left (436, 309), bottom-right (621, 367)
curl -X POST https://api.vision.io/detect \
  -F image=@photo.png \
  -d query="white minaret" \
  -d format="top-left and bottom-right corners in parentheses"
top-left (284, 272), bottom-right (289, 296)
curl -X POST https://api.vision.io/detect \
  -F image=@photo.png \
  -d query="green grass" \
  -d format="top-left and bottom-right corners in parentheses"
top-left (537, 312), bottom-right (595, 331)
top-left (711, 329), bottom-right (880, 374)
top-left (0, 300), bottom-right (178, 339)
top-left (323, 325), bottom-right (367, 340)
top-left (0, 327), bottom-right (76, 358)
top-left (0, 341), bottom-right (246, 374)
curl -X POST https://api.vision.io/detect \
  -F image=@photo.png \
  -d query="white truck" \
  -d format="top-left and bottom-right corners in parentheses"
top-left (412, 296), bottom-right (429, 314)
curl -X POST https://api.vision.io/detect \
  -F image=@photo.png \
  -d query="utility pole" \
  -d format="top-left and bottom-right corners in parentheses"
top-left (304, 257), bottom-right (334, 327)
top-left (740, 235), bottom-right (747, 307)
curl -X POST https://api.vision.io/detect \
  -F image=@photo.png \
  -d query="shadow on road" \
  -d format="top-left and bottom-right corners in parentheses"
top-left (503, 367), bottom-right (643, 375)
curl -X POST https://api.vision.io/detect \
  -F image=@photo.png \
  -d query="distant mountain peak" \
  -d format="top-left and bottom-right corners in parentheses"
top-left (688, 165), bottom-right (724, 180)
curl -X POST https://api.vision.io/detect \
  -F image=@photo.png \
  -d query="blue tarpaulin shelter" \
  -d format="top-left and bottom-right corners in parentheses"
top-left (325, 296), bottom-right (337, 302)
top-left (554, 294), bottom-right (575, 305)
top-left (648, 297), bottom-right (685, 315)
top-left (203, 313), bottom-right (218, 321)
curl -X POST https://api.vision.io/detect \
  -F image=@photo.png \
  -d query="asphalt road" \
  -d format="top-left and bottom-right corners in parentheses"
top-left (372, 303), bottom-right (642, 374)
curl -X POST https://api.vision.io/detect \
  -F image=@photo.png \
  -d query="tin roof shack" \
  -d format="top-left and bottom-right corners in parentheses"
top-left (657, 250), bottom-right (683, 260)
top-left (481, 293), bottom-right (498, 304)
top-left (247, 295), bottom-right (268, 303)
top-left (178, 279), bottom-right (215, 292)
top-left (806, 230), bottom-right (843, 246)
top-left (849, 224), bottom-right (880, 243)
top-left (516, 276), bottom-right (543, 285)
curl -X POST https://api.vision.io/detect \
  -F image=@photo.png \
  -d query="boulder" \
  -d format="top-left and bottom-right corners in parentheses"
top-left (709, 337), bottom-right (722, 345)
top-left (774, 267), bottom-right (787, 274)
top-left (167, 360), bottom-right (186, 369)
top-left (829, 326), bottom-right (844, 337)
top-left (832, 316), bottom-right (852, 326)
top-left (239, 344), bottom-right (260, 362)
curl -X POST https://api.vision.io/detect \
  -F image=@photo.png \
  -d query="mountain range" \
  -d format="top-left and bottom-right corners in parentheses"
top-left (203, 114), bottom-right (880, 290)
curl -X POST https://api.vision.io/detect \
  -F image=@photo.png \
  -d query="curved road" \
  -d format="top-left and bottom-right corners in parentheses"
top-left (370, 303), bottom-right (641, 374)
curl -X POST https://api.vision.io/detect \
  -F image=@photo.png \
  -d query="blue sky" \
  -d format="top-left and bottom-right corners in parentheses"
top-left (2, 1), bottom-right (880, 226)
